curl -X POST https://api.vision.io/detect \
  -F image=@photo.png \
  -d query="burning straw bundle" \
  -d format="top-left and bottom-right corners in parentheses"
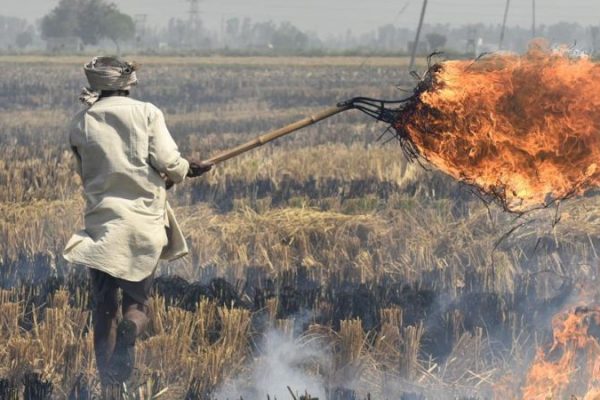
top-left (206, 42), bottom-right (600, 213)
top-left (387, 43), bottom-right (600, 212)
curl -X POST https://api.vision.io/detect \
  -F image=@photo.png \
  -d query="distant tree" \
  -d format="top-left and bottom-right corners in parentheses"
top-left (547, 22), bottom-right (582, 44)
top-left (378, 24), bottom-right (397, 50)
top-left (240, 18), bottom-right (252, 47)
top-left (15, 30), bottom-right (33, 49)
top-left (41, 0), bottom-right (134, 52)
top-left (226, 18), bottom-right (240, 37)
top-left (167, 18), bottom-right (186, 48)
top-left (76, 0), bottom-right (113, 45)
top-left (101, 7), bottom-right (135, 53)
top-left (271, 22), bottom-right (309, 52)
top-left (225, 18), bottom-right (240, 47)
top-left (426, 33), bottom-right (447, 51)
top-left (252, 21), bottom-right (276, 48)
top-left (0, 16), bottom-right (30, 49)
top-left (41, 0), bottom-right (80, 39)
top-left (166, 17), bottom-right (212, 49)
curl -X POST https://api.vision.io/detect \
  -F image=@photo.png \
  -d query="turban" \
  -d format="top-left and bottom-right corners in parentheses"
top-left (79, 56), bottom-right (138, 106)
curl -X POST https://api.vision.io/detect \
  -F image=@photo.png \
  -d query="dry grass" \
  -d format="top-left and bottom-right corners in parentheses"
top-left (0, 290), bottom-right (252, 398)
top-left (0, 290), bottom-right (93, 395)
top-left (201, 144), bottom-right (421, 187)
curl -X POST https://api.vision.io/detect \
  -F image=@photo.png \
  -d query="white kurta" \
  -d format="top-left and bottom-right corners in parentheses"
top-left (63, 96), bottom-right (190, 281)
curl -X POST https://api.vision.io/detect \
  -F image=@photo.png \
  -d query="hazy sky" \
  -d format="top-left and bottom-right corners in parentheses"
top-left (2, 0), bottom-right (598, 35)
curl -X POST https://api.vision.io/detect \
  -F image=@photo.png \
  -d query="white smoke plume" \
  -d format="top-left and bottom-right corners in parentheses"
top-left (215, 329), bottom-right (331, 400)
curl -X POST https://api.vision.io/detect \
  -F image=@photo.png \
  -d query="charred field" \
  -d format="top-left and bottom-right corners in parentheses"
top-left (1, 55), bottom-right (600, 399)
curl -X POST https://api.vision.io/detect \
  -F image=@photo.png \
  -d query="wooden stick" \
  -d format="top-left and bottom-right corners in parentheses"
top-left (203, 103), bottom-right (353, 165)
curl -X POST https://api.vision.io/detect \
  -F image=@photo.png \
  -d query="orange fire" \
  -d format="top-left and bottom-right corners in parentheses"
top-left (396, 42), bottom-right (600, 211)
top-left (521, 306), bottom-right (600, 399)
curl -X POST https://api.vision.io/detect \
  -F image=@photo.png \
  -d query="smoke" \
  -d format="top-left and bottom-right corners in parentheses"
top-left (215, 328), bottom-right (331, 400)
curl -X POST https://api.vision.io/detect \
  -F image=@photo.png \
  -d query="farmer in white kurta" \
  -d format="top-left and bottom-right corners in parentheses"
top-left (64, 57), bottom-right (212, 384)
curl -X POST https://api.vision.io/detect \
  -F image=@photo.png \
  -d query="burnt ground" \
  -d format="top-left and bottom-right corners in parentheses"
top-left (0, 257), bottom-right (574, 399)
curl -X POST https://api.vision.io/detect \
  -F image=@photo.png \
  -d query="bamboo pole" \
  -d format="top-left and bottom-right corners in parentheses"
top-left (203, 103), bottom-right (353, 165)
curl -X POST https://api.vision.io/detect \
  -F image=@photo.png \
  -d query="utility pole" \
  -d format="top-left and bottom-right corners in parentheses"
top-left (532, 0), bottom-right (536, 38)
top-left (186, 0), bottom-right (202, 48)
top-left (409, 0), bottom-right (428, 72)
top-left (499, 0), bottom-right (511, 50)
top-left (134, 14), bottom-right (147, 47)
top-left (187, 0), bottom-right (201, 30)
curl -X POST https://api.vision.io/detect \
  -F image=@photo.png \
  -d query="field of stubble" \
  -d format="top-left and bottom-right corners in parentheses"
top-left (0, 56), bottom-right (599, 399)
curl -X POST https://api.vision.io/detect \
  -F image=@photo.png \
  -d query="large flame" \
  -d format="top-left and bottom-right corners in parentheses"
top-left (522, 306), bottom-right (600, 399)
top-left (395, 43), bottom-right (600, 211)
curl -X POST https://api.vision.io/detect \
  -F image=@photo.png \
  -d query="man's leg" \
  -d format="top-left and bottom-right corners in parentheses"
top-left (109, 274), bottom-right (153, 382)
top-left (90, 270), bottom-right (119, 384)
top-left (122, 292), bottom-right (150, 335)
top-left (119, 272), bottom-right (154, 336)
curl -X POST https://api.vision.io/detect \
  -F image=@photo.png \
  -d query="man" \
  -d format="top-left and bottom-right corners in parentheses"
top-left (63, 57), bottom-right (212, 385)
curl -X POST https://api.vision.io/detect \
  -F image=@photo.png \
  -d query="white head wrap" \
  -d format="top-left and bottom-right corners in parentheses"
top-left (79, 56), bottom-right (138, 106)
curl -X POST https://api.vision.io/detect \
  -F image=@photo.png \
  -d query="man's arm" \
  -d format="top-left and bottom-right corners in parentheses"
top-left (69, 116), bottom-right (83, 177)
top-left (164, 159), bottom-right (213, 189)
top-left (71, 146), bottom-right (82, 177)
top-left (147, 106), bottom-right (190, 184)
